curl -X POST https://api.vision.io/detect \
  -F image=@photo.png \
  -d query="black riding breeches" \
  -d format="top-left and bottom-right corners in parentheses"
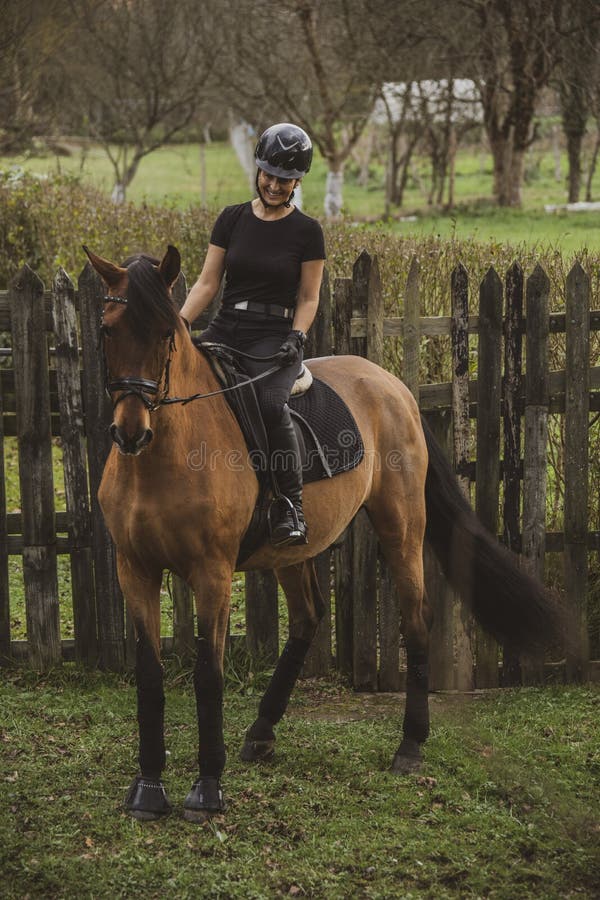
top-left (199, 308), bottom-right (302, 426)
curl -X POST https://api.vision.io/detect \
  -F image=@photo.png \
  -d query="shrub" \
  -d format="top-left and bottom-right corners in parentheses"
top-left (0, 170), bottom-right (598, 629)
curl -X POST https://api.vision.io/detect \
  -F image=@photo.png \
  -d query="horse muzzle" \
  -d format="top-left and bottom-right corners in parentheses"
top-left (110, 422), bottom-right (154, 455)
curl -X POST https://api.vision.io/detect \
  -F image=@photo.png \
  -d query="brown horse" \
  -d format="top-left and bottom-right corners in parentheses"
top-left (84, 245), bottom-right (561, 822)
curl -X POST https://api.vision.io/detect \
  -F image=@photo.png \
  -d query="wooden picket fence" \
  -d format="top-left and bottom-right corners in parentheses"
top-left (0, 253), bottom-right (598, 685)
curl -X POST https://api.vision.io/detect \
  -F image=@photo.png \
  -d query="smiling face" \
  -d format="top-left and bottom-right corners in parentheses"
top-left (257, 167), bottom-right (299, 206)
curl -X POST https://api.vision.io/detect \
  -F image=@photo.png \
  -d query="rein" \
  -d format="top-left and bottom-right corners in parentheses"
top-left (102, 296), bottom-right (284, 410)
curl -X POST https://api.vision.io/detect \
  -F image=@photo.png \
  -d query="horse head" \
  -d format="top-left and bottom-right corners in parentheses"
top-left (83, 244), bottom-right (182, 455)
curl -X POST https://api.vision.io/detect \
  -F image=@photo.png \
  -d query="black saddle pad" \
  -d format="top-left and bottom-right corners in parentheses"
top-left (196, 342), bottom-right (364, 566)
top-left (290, 375), bottom-right (364, 484)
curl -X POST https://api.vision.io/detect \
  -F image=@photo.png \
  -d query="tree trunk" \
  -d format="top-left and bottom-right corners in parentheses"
top-left (489, 132), bottom-right (514, 206)
top-left (229, 120), bottom-right (255, 192)
top-left (509, 146), bottom-right (526, 207)
top-left (585, 126), bottom-right (600, 201)
top-left (110, 155), bottom-right (142, 204)
top-left (445, 125), bottom-right (457, 210)
top-left (552, 124), bottom-right (562, 182)
top-left (566, 132), bottom-right (583, 203)
top-left (324, 168), bottom-right (344, 217)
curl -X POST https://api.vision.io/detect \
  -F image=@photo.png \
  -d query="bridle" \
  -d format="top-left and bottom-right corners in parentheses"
top-left (102, 295), bottom-right (285, 412)
top-left (102, 294), bottom-right (176, 412)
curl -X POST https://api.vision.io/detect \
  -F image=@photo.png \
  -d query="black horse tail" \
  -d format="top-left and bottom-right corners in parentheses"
top-left (421, 416), bottom-right (563, 653)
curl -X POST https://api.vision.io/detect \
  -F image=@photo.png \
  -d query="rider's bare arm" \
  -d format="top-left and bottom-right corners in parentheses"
top-left (180, 244), bottom-right (226, 324)
top-left (292, 258), bottom-right (325, 335)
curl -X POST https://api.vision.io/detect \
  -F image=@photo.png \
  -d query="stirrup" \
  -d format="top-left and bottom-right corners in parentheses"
top-left (268, 495), bottom-right (308, 547)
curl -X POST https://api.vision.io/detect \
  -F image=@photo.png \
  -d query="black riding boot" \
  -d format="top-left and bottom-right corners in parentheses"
top-left (268, 413), bottom-right (308, 547)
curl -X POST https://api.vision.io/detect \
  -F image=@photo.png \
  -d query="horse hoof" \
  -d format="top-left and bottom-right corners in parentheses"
top-left (390, 752), bottom-right (423, 775)
top-left (124, 776), bottom-right (171, 820)
top-left (183, 777), bottom-right (225, 823)
top-left (240, 738), bottom-right (275, 763)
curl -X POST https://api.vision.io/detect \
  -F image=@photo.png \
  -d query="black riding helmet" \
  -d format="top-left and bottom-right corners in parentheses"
top-left (254, 123), bottom-right (313, 179)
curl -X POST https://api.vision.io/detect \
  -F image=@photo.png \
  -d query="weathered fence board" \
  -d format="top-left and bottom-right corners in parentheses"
top-left (9, 266), bottom-right (60, 669)
top-left (402, 257), bottom-right (420, 400)
top-left (564, 262), bottom-right (590, 681)
top-left (52, 267), bottom-right (97, 666)
top-left (450, 262), bottom-right (474, 690)
top-left (303, 271), bottom-right (334, 677)
top-left (1, 252), bottom-right (598, 689)
top-left (245, 570), bottom-right (279, 664)
top-left (475, 268), bottom-right (503, 688)
top-left (78, 263), bottom-right (124, 671)
top-left (522, 264), bottom-right (550, 683)
top-left (424, 410), bottom-right (455, 691)
top-left (502, 262), bottom-right (524, 686)
top-left (348, 252), bottom-right (381, 690)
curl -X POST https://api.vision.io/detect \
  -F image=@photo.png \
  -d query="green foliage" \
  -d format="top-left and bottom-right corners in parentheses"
top-left (0, 169), bottom-right (216, 287)
top-left (0, 672), bottom-right (598, 898)
top-left (1, 167), bottom-right (598, 646)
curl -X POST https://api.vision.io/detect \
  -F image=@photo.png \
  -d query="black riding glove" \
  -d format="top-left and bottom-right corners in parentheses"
top-left (276, 329), bottom-right (306, 366)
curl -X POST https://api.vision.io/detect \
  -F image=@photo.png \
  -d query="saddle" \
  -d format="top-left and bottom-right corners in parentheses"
top-left (196, 341), bottom-right (364, 566)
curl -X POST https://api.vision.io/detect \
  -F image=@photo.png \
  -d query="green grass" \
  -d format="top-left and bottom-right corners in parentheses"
top-left (3, 139), bottom-right (600, 253)
top-left (0, 672), bottom-right (598, 898)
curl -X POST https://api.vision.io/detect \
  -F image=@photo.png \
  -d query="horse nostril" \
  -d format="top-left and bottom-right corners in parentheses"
top-left (140, 428), bottom-right (153, 449)
top-left (110, 423), bottom-right (125, 448)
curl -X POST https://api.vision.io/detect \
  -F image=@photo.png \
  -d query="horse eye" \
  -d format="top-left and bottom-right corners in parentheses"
top-left (101, 324), bottom-right (113, 338)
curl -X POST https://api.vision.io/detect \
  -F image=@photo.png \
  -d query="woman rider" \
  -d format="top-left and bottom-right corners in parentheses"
top-left (180, 123), bottom-right (326, 547)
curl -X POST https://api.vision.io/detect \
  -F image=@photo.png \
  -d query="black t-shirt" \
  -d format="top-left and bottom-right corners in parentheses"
top-left (210, 201), bottom-right (326, 309)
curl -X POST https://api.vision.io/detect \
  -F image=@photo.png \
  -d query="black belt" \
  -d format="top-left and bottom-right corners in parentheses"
top-left (232, 300), bottom-right (294, 320)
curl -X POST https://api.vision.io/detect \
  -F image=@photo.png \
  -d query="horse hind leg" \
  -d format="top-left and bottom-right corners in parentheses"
top-left (367, 499), bottom-right (433, 774)
top-left (240, 560), bottom-right (324, 763)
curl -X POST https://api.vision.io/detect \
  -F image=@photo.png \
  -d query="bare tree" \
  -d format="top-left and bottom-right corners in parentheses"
top-left (556, 1), bottom-right (600, 202)
top-left (0, 0), bottom-right (75, 152)
top-left (69, 0), bottom-right (222, 202)
top-left (223, 0), bottom-right (384, 217)
top-left (464, 0), bottom-right (568, 207)
top-left (585, 81), bottom-right (600, 202)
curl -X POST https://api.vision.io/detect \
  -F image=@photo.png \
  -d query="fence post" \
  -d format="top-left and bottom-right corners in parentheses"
top-left (304, 270), bottom-right (333, 676)
top-left (451, 263), bottom-right (474, 690)
top-left (522, 264), bottom-right (550, 684)
top-left (245, 570), bottom-right (279, 664)
top-left (79, 263), bottom-right (125, 671)
top-left (350, 251), bottom-right (379, 690)
top-left (564, 262), bottom-right (590, 681)
top-left (332, 278), bottom-right (354, 677)
top-left (403, 257), bottom-right (420, 400)
top-left (9, 265), bottom-right (60, 670)
top-left (424, 409), bottom-right (455, 690)
top-left (502, 262), bottom-right (524, 686)
top-left (475, 267), bottom-right (503, 688)
top-left (52, 268), bottom-right (97, 666)
top-left (377, 261), bottom-right (420, 692)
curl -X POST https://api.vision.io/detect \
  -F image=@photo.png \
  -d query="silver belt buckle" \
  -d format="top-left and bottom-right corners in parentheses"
top-left (234, 300), bottom-right (249, 310)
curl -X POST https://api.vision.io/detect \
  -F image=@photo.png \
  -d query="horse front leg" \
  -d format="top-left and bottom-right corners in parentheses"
top-left (241, 560), bottom-right (324, 762)
top-left (183, 566), bottom-right (232, 823)
top-left (118, 557), bottom-right (172, 821)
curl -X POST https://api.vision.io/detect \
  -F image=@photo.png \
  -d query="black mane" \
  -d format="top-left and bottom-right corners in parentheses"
top-left (121, 254), bottom-right (179, 339)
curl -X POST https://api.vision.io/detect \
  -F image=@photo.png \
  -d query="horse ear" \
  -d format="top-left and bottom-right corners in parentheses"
top-left (159, 245), bottom-right (181, 287)
top-left (82, 245), bottom-right (127, 288)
